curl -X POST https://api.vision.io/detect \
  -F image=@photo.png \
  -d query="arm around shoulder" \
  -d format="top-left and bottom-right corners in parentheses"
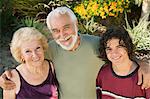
top-left (137, 59), bottom-right (150, 89)
top-left (3, 69), bottom-right (20, 99)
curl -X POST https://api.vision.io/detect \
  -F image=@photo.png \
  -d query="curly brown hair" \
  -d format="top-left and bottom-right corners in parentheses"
top-left (99, 27), bottom-right (135, 63)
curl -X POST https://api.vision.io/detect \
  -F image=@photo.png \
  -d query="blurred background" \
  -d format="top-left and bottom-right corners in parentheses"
top-left (0, 0), bottom-right (150, 98)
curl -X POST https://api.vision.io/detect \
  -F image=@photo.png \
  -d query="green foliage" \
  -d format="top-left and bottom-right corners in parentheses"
top-left (18, 17), bottom-right (50, 37)
top-left (134, 0), bottom-right (143, 7)
top-left (1, 0), bottom-right (16, 34)
top-left (124, 13), bottom-right (150, 51)
top-left (12, 0), bottom-right (76, 18)
top-left (78, 17), bottom-right (106, 35)
top-left (12, 0), bottom-right (46, 18)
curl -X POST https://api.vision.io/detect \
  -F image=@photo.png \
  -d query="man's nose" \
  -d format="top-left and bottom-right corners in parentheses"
top-left (60, 30), bottom-right (67, 38)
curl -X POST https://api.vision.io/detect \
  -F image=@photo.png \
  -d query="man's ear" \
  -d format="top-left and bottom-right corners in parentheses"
top-left (74, 20), bottom-right (78, 32)
top-left (75, 20), bottom-right (78, 27)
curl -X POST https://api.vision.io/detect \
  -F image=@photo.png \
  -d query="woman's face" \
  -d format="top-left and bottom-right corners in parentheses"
top-left (20, 39), bottom-right (45, 67)
top-left (105, 38), bottom-right (129, 65)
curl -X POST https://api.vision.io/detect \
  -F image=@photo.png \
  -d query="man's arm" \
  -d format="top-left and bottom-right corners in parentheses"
top-left (137, 60), bottom-right (150, 89)
top-left (3, 88), bottom-right (16, 99)
top-left (0, 71), bottom-right (16, 90)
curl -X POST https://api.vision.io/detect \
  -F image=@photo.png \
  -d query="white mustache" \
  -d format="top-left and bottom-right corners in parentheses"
top-left (58, 35), bottom-right (73, 41)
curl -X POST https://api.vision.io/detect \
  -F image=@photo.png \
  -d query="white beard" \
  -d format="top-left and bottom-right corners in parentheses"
top-left (56, 32), bottom-right (78, 50)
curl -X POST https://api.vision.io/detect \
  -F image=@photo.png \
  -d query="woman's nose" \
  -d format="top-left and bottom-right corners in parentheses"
top-left (32, 51), bottom-right (39, 59)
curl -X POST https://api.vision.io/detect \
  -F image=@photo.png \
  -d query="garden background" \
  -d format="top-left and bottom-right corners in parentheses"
top-left (0, 0), bottom-right (150, 98)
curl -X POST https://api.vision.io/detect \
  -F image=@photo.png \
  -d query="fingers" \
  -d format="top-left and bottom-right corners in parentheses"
top-left (141, 73), bottom-right (150, 89)
top-left (145, 80), bottom-right (150, 89)
top-left (138, 60), bottom-right (150, 89)
top-left (4, 70), bottom-right (12, 79)
top-left (0, 74), bottom-right (16, 90)
top-left (3, 80), bottom-right (16, 90)
top-left (141, 76), bottom-right (149, 89)
top-left (137, 69), bottom-right (142, 85)
top-left (138, 69), bottom-right (150, 89)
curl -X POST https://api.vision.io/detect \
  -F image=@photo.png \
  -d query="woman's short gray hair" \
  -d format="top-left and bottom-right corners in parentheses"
top-left (10, 27), bottom-right (48, 63)
top-left (46, 6), bottom-right (77, 31)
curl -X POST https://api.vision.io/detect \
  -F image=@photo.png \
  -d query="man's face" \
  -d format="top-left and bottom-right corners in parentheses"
top-left (49, 14), bottom-right (78, 50)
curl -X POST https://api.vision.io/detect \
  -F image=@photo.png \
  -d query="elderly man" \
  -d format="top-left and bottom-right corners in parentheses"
top-left (1, 7), bottom-right (150, 99)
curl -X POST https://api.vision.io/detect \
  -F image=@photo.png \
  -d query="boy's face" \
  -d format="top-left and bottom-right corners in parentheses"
top-left (105, 38), bottom-right (129, 65)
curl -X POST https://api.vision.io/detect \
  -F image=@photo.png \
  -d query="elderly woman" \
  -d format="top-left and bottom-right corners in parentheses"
top-left (3, 27), bottom-right (59, 99)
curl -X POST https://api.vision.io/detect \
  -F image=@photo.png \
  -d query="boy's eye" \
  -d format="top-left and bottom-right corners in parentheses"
top-left (105, 47), bottom-right (111, 51)
top-left (118, 45), bottom-right (125, 48)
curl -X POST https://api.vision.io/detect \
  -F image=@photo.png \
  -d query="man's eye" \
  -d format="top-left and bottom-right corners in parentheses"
top-left (64, 26), bottom-right (69, 29)
top-left (63, 26), bottom-right (70, 31)
top-left (52, 29), bottom-right (59, 33)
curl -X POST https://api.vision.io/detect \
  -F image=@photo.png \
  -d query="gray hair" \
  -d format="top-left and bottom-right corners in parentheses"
top-left (46, 6), bottom-right (77, 31)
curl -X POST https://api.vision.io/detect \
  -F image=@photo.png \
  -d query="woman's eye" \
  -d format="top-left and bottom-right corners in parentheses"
top-left (36, 46), bottom-right (42, 51)
top-left (25, 50), bottom-right (30, 53)
top-left (37, 46), bottom-right (41, 49)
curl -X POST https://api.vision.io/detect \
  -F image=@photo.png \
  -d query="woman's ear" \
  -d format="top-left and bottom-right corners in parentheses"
top-left (20, 55), bottom-right (25, 63)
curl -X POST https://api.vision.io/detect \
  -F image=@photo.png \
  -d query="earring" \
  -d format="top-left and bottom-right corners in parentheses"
top-left (21, 58), bottom-right (25, 63)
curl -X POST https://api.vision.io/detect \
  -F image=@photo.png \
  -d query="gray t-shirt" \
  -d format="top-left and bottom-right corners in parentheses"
top-left (46, 34), bottom-right (104, 99)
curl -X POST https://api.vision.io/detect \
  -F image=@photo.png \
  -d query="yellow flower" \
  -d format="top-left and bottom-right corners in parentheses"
top-left (112, 8), bottom-right (117, 12)
top-left (111, 2), bottom-right (117, 7)
top-left (104, 5), bottom-right (109, 14)
top-left (102, 16), bottom-right (106, 19)
top-left (99, 7), bottom-right (104, 12)
top-left (100, 11), bottom-right (106, 19)
top-left (103, 2), bottom-right (107, 6)
top-left (117, 1), bottom-right (122, 6)
top-left (118, 8), bottom-right (124, 13)
top-left (109, 2), bottom-right (117, 11)
top-left (73, 0), bottom-right (130, 20)
top-left (109, 12), bottom-right (115, 16)
top-left (92, 2), bottom-right (99, 11)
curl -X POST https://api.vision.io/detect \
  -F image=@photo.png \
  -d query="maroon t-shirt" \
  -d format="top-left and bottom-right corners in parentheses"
top-left (96, 63), bottom-right (150, 99)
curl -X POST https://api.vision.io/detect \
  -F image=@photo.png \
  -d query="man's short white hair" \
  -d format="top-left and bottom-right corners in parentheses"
top-left (46, 6), bottom-right (77, 31)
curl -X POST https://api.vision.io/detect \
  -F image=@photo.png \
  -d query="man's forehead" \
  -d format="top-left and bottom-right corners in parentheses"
top-left (50, 19), bottom-right (73, 30)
